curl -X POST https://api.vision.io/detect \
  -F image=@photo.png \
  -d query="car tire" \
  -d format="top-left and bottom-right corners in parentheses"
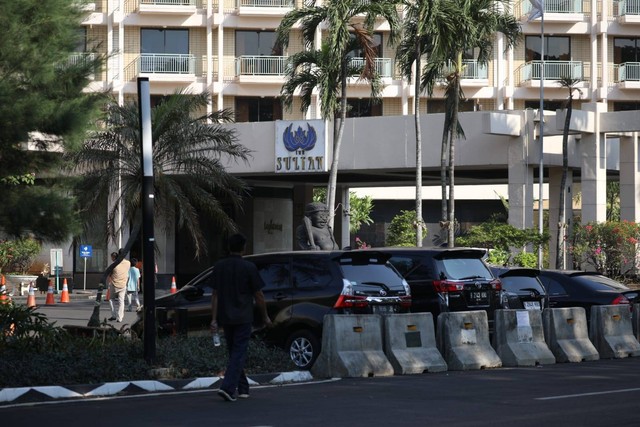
top-left (286, 330), bottom-right (320, 370)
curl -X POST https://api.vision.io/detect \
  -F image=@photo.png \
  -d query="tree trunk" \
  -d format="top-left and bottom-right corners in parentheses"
top-left (327, 61), bottom-right (349, 230)
top-left (556, 100), bottom-right (572, 269)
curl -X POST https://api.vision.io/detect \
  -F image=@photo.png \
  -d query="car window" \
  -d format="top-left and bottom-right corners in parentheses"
top-left (572, 274), bottom-right (629, 292)
top-left (194, 270), bottom-right (215, 294)
top-left (499, 276), bottom-right (546, 294)
top-left (292, 257), bottom-right (333, 289)
top-left (340, 263), bottom-right (405, 287)
top-left (256, 261), bottom-right (291, 291)
top-left (437, 258), bottom-right (493, 280)
top-left (539, 276), bottom-right (566, 296)
top-left (389, 256), bottom-right (433, 281)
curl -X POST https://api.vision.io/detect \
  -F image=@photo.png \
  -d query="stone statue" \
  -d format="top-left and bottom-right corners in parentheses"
top-left (296, 202), bottom-right (338, 250)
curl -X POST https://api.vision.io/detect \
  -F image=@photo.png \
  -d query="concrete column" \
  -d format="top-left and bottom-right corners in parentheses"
top-left (508, 110), bottom-right (535, 230)
top-left (580, 103), bottom-right (608, 223)
top-left (619, 132), bottom-right (640, 222)
top-left (292, 184), bottom-right (315, 249)
top-left (340, 186), bottom-right (351, 249)
top-left (548, 168), bottom-right (573, 269)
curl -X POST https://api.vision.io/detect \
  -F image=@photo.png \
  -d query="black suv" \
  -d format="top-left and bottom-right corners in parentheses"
top-left (490, 267), bottom-right (549, 310)
top-left (133, 250), bottom-right (410, 370)
top-left (379, 247), bottom-right (502, 328)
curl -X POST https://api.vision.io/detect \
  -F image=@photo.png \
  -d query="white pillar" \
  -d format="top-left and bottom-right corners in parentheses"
top-left (580, 102), bottom-right (608, 223)
top-left (620, 132), bottom-right (640, 222)
top-left (508, 109), bottom-right (535, 230)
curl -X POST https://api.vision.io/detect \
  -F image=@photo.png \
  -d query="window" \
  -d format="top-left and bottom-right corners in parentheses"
top-left (426, 100), bottom-right (475, 114)
top-left (525, 36), bottom-right (570, 61)
top-left (614, 38), bottom-right (640, 63)
top-left (538, 277), bottom-right (566, 296)
top-left (524, 100), bottom-right (564, 111)
top-left (141, 29), bottom-right (189, 55)
top-left (614, 102), bottom-right (640, 111)
top-left (346, 33), bottom-right (383, 59)
top-left (292, 257), bottom-right (332, 289)
top-left (235, 97), bottom-right (282, 122)
top-left (235, 31), bottom-right (282, 56)
top-left (346, 99), bottom-right (382, 118)
top-left (257, 262), bottom-right (291, 291)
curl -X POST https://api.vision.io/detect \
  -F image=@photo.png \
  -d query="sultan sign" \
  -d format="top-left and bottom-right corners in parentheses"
top-left (275, 120), bottom-right (327, 173)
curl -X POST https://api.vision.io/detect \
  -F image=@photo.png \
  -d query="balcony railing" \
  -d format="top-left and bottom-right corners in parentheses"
top-left (69, 52), bottom-right (96, 66)
top-left (441, 60), bottom-right (488, 80)
top-left (521, 60), bottom-right (583, 81)
top-left (140, 0), bottom-right (196, 5)
top-left (236, 55), bottom-right (287, 76)
top-left (521, 0), bottom-right (583, 14)
top-left (618, 62), bottom-right (640, 81)
top-left (349, 57), bottom-right (394, 78)
top-left (236, 0), bottom-right (294, 7)
top-left (139, 54), bottom-right (196, 74)
top-left (619, 0), bottom-right (640, 16)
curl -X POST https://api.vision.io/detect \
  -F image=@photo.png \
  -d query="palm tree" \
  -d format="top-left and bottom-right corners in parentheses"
top-left (395, 0), bottom-right (434, 247)
top-left (276, 0), bottom-right (400, 229)
top-left (422, 0), bottom-right (521, 247)
top-left (556, 77), bottom-right (581, 269)
top-left (69, 92), bottom-right (251, 285)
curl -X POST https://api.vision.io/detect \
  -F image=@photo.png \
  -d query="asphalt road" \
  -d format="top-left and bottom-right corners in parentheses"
top-left (2, 358), bottom-right (640, 426)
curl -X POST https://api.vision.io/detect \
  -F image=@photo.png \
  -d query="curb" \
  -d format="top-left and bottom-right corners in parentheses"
top-left (0, 371), bottom-right (314, 406)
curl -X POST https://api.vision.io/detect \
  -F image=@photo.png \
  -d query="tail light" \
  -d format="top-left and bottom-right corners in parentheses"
top-left (401, 279), bottom-right (412, 308)
top-left (334, 279), bottom-right (368, 309)
top-left (490, 279), bottom-right (502, 291)
top-left (432, 280), bottom-right (464, 293)
top-left (611, 295), bottom-right (630, 305)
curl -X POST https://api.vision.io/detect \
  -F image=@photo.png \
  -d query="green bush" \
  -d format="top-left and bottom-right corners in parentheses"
top-left (0, 302), bottom-right (296, 387)
top-left (0, 237), bottom-right (42, 274)
top-left (386, 210), bottom-right (427, 247)
top-left (513, 251), bottom-right (538, 268)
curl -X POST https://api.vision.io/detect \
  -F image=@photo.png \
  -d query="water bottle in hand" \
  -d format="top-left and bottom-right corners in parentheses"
top-left (213, 332), bottom-right (221, 347)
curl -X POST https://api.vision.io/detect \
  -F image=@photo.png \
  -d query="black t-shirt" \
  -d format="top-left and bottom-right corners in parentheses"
top-left (212, 255), bottom-right (265, 325)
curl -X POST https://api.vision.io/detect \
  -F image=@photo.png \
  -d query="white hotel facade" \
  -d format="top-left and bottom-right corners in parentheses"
top-left (59, 0), bottom-right (640, 284)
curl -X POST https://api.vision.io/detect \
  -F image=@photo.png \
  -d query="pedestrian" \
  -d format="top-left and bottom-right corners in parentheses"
top-left (107, 250), bottom-right (130, 322)
top-left (127, 257), bottom-right (141, 312)
top-left (210, 233), bottom-right (272, 402)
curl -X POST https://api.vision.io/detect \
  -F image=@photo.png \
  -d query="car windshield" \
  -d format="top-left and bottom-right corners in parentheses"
top-left (571, 274), bottom-right (629, 292)
top-left (500, 276), bottom-right (546, 294)
top-left (340, 263), bottom-right (405, 287)
top-left (437, 258), bottom-right (493, 280)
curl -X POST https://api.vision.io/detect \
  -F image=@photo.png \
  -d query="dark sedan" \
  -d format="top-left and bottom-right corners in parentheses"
top-left (537, 270), bottom-right (639, 318)
top-left (490, 267), bottom-right (548, 310)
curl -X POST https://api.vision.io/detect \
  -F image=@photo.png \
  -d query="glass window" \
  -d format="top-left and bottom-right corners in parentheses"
top-left (573, 275), bottom-right (629, 292)
top-left (436, 258), bottom-right (493, 280)
top-left (500, 276), bottom-right (546, 294)
top-left (346, 33), bottom-right (383, 58)
top-left (292, 257), bottom-right (332, 289)
top-left (614, 38), bottom-right (640, 63)
top-left (614, 102), bottom-right (640, 111)
top-left (256, 262), bottom-right (291, 291)
top-left (235, 97), bottom-right (282, 122)
top-left (235, 31), bottom-right (282, 56)
top-left (538, 276), bottom-right (566, 296)
top-left (525, 36), bottom-right (570, 61)
top-left (141, 29), bottom-right (189, 54)
top-left (346, 99), bottom-right (382, 118)
top-left (388, 256), bottom-right (433, 281)
top-left (340, 263), bottom-right (404, 287)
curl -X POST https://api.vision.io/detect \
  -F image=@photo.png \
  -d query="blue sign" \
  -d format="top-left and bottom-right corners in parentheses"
top-left (80, 245), bottom-right (92, 258)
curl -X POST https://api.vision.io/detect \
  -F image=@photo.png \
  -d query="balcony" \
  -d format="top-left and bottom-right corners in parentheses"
top-left (440, 60), bottom-right (489, 85)
top-left (518, 60), bottom-right (584, 85)
top-left (67, 52), bottom-right (97, 80)
top-left (518, 0), bottom-right (585, 22)
top-left (236, 0), bottom-right (294, 16)
top-left (138, 0), bottom-right (198, 14)
top-left (614, 62), bottom-right (640, 88)
top-left (349, 57), bottom-right (395, 78)
top-left (139, 53), bottom-right (196, 81)
top-left (236, 55), bottom-right (287, 83)
top-left (617, 0), bottom-right (640, 23)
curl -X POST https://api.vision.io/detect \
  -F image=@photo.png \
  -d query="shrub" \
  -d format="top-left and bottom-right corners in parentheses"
top-left (0, 237), bottom-right (42, 274)
top-left (571, 221), bottom-right (640, 280)
top-left (513, 251), bottom-right (538, 268)
top-left (386, 210), bottom-right (427, 247)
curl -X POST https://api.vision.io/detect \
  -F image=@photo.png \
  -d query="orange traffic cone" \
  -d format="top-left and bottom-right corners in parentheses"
top-left (170, 276), bottom-right (177, 294)
top-left (59, 278), bottom-right (70, 303)
top-left (26, 283), bottom-right (37, 308)
top-left (0, 284), bottom-right (9, 304)
top-left (45, 280), bottom-right (56, 305)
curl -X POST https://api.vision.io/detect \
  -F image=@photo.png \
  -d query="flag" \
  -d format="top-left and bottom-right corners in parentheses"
top-left (528, 0), bottom-right (544, 21)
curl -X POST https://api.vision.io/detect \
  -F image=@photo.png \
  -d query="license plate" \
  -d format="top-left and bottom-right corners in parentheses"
top-left (524, 301), bottom-right (541, 310)
top-left (470, 291), bottom-right (487, 302)
top-left (372, 305), bottom-right (394, 315)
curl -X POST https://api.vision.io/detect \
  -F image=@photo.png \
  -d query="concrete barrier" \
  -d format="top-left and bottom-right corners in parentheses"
top-left (542, 307), bottom-right (599, 363)
top-left (493, 309), bottom-right (555, 367)
top-left (589, 305), bottom-right (640, 359)
top-left (632, 304), bottom-right (640, 342)
top-left (383, 313), bottom-right (447, 374)
top-left (437, 311), bottom-right (502, 370)
top-left (311, 314), bottom-right (394, 378)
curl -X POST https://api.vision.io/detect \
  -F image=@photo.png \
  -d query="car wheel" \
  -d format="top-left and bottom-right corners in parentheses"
top-left (286, 330), bottom-right (320, 370)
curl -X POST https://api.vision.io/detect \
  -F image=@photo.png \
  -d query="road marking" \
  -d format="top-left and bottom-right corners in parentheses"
top-left (536, 387), bottom-right (640, 400)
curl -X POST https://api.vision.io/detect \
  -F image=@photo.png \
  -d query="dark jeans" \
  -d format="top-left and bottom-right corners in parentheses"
top-left (220, 322), bottom-right (252, 396)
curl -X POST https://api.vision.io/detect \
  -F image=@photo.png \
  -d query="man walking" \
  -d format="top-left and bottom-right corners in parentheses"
top-left (108, 250), bottom-right (130, 322)
top-left (210, 233), bottom-right (271, 402)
